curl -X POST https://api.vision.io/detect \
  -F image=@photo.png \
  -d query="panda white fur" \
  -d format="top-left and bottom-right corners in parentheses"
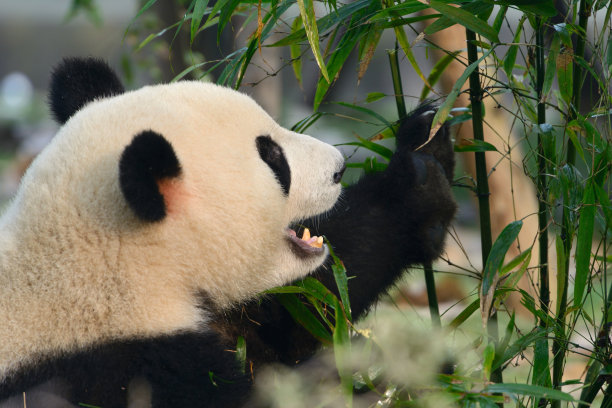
top-left (0, 58), bottom-right (457, 408)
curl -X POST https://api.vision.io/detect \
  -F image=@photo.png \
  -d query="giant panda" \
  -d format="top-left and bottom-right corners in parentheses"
top-left (0, 57), bottom-right (456, 408)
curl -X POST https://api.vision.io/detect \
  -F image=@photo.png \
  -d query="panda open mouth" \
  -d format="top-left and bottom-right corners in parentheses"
top-left (286, 227), bottom-right (325, 256)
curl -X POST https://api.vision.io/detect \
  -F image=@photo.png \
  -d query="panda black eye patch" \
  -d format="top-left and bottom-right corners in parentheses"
top-left (256, 135), bottom-right (291, 196)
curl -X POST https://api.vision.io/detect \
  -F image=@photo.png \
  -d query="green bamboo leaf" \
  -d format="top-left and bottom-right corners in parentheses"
top-left (532, 338), bottom-right (552, 389)
top-left (369, 0), bottom-right (427, 20)
top-left (297, 0), bottom-right (329, 83)
top-left (314, 23), bottom-right (365, 110)
top-left (448, 298), bottom-right (480, 329)
top-left (492, 5), bottom-right (508, 33)
top-left (340, 139), bottom-right (394, 160)
top-left (124, 0), bottom-right (158, 38)
top-left (492, 327), bottom-right (549, 370)
top-left (234, 0), bottom-right (293, 88)
top-left (333, 298), bottom-right (353, 402)
top-left (270, 0), bottom-right (371, 47)
top-left (557, 49), bottom-right (574, 105)
top-left (503, 16), bottom-right (524, 77)
top-left (607, 31), bottom-right (612, 71)
top-left (290, 16), bottom-right (304, 89)
top-left (190, 0), bottom-right (210, 44)
top-left (431, 48), bottom-right (493, 130)
top-left (574, 182), bottom-right (596, 307)
top-left (358, 23), bottom-right (383, 82)
top-left (497, 312), bottom-right (515, 359)
top-left (454, 138), bottom-right (498, 153)
top-left (420, 51), bottom-right (460, 101)
top-left (334, 101), bottom-right (393, 128)
top-left (425, 1), bottom-right (495, 37)
top-left (482, 221), bottom-right (523, 295)
top-left (366, 92), bottom-right (386, 103)
top-left (299, 277), bottom-right (339, 306)
top-left (542, 33), bottom-right (561, 101)
top-left (275, 293), bottom-right (332, 344)
top-left (481, 221), bottom-right (523, 323)
top-left (555, 235), bottom-right (566, 316)
top-left (483, 341), bottom-right (496, 381)
top-left (217, 0), bottom-right (241, 41)
top-left (235, 336), bottom-right (247, 374)
top-left (428, 0), bottom-right (499, 43)
top-left (394, 26), bottom-right (431, 90)
top-left (483, 383), bottom-right (574, 401)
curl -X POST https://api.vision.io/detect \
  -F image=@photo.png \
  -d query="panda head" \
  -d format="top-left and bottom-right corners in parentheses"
top-left (12, 58), bottom-right (345, 310)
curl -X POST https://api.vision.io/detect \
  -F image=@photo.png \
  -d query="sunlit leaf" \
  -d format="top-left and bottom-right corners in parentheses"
top-left (297, 0), bottom-right (329, 83)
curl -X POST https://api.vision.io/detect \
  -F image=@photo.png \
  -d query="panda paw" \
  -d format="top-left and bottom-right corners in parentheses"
top-left (386, 106), bottom-right (457, 260)
top-left (395, 104), bottom-right (455, 182)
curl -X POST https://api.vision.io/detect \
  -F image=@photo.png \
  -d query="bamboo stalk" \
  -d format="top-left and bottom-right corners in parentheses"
top-left (388, 44), bottom-right (407, 120)
top-left (465, 28), bottom-right (501, 384)
top-left (534, 17), bottom-right (551, 407)
top-left (552, 0), bottom-right (590, 402)
top-left (424, 263), bottom-right (441, 327)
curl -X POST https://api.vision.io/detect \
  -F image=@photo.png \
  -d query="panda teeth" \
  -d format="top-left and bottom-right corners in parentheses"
top-left (301, 228), bottom-right (323, 249)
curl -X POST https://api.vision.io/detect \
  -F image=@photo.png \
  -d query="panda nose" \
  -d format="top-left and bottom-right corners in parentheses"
top-left (333, 164), bottom-right (346, 184)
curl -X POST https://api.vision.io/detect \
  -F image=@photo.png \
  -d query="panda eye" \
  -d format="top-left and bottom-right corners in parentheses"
top-left (256, 135), bottom-right (291, 196)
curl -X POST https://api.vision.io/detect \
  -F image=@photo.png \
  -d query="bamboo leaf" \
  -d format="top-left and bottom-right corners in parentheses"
top-left (190, 0), bottom-right (210, 44)
top-left (454, 138), bottom-right (498, 153)
top-left (340, 138), bottom-right (394, 160)
top-left (448, 298), bottom-right (480, 328)
top-left (394, 26), bottom-right (431, 90)
top-left (503, 16), bottom-right (524, 77)
top-left (556, 49), bottom-right (574, 105)
top-left (358, 23), bottom-right (383, 82)
top-left (217, 0), bottom-right (241, 41)
top-left (290, 16), bottom-right (304, 89)
top-left (235, 336), bottom-right (247, 374)
top-left (366, 92), bottom-right (386, 103)
top-left (333, 297), bottom-right (353, 403)
top-left (275, 293), bottom-right (332, 344)
top-left (314, 22), bottom-right (365, 110)
top-left (555, 235), bottom-right (567, 316)
top-left (431, 48), bottom-right (493, 130)
top-left (425, 1), bottom-right (495, 37)
top-left (270, 0), bottom-right (371, 47)
top-left (297, 0), bottom-right (329, 83)
top-left (542, 32), bottom-right (560, 102)
top-left (334, 101), bottom-right (393, 128)
top-left (327, 242), bottom-right (352, 320)
top-left (481, 221), bottom-right (523, 324)
top-left (428, 0), bottom-right (499, 43)
top-left (484, 383), bottom-right (574, 401)
top-left (483, 341), bottom-right (496, 381)
top-left (574, 182), bottom-right (596, 307)
top-left (420, 51), bottom-right (460, 101)
top-left (124, 0), bottom-right (158, 38)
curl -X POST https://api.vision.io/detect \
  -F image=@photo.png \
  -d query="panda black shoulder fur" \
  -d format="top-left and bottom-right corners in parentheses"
top-left (0, 57), bottom-right (456, 408)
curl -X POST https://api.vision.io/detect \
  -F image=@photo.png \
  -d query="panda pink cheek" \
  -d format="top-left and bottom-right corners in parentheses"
top-left (157, 178), bottom-right (186, 216)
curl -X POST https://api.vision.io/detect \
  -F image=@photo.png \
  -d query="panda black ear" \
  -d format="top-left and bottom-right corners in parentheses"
top-left (49, 57), bottom-right (125, 124)
top-left (119, 131), bottom-right (182, 222)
